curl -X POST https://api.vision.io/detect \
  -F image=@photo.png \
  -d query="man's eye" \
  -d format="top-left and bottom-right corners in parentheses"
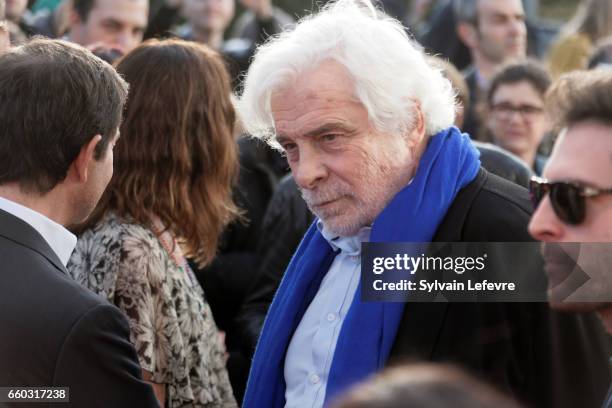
top-left (321, 134), bottom-right (338, 142)
top-left (281, 143), bottom-right (297, 152)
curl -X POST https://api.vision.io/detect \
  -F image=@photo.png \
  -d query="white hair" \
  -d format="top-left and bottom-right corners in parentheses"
top-left (237, 0), bottom-right (457, 149)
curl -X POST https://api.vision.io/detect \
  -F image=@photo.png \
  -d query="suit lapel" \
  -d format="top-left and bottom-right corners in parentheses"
top-left (0, 209), bottom-right (68, 275)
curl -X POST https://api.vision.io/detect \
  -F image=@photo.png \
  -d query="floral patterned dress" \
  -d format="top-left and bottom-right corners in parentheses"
top-left (67, 212), bottom-right (237, 408)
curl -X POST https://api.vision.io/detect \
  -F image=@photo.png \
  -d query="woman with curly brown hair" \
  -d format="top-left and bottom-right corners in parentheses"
top-left (68, 39), bottom-right (240, 408)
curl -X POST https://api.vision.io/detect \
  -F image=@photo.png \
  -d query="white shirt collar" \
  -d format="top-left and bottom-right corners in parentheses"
top-left (0, 196), bottom-right (77, 266)
top-left (316, 219), bottom-right (371, 256)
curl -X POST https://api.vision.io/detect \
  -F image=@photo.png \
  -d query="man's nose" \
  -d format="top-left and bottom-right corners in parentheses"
top-left (292, 148), bottom-right (328, 190)
top-left (509, 17), bottom-right (526, 36)
top-left (114, 31), bottom-right (135, 54)
top-left (528, 196), bottom-right (565, 242)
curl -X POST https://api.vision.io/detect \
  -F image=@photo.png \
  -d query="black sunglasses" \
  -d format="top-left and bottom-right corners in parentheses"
top-left (529, 176), bottom-right (612, 225)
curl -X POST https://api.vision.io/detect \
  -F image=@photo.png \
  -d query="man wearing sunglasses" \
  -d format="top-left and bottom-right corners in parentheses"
top-left (529, 70), bottom-right (612, 408)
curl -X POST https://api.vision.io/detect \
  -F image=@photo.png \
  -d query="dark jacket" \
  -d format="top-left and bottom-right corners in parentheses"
top-left (238, 169), bottom-right (611, 408)
top-left (0, 209), bottom-right (159, 408)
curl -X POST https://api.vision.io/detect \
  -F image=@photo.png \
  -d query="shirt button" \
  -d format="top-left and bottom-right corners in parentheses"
top-left (327, 313), bottom-right (337, 322)
top-left (309, 374), bottom-right (320, 384)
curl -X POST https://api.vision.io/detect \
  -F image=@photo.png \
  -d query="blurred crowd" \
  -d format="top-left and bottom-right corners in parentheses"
top-left (1, 0), bottom-right (612, 408)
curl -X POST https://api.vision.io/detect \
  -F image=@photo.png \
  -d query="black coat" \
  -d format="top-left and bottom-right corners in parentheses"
top-left (0, 209), bottom-right (159, 408)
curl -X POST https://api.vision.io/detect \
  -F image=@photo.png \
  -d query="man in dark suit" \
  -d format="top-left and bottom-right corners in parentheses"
top-left (0, 38), bottom-right (159, 407)
top-left (235, 1), bottom-right (610, 407)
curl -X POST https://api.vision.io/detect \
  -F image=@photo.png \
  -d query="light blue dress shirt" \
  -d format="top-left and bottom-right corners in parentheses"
top-left (284, 221), bottom-right (371, 408)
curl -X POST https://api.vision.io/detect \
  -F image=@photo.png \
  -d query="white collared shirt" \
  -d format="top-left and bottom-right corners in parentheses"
top-left (284, 220), bottom-right (371, 408)
top-left (0, 196), bottom-right (77, 266)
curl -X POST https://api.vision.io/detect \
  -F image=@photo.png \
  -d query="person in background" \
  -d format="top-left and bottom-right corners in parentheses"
top-left (68, 39), bottom-right (239, 408)
top-left (430, 55), bottom-right (534, 186)
top-left (142, 0), bottom-right (293, 87)
top-left (455, 0), bottom-right (527, 138)
top-left (485, 60), bottom-right (551, 174)
top-left (330, 364), bottom-right (521, 408)
top-left (159, 0), bottom-right (292, 401)
top-left (529, 69), bottom-right (612, 408)
top-left (67, 0), bottom-right (148, 54)
top-left (0, 38), bottom-right (159, 408)
top-left (548, 0), bottom-right (612, 79)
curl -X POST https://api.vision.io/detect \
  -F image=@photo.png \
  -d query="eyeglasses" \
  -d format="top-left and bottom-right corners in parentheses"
top-left (529, 176), bottom-right (612, 225)
top-left (491, 103), bottom-right (544, 120)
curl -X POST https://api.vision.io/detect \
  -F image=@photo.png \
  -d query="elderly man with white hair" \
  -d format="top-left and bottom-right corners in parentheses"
top-left (238, 1), bottom-right (611, 407)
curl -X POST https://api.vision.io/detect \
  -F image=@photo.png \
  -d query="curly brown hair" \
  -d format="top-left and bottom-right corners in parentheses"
top-left (82, 39), bottom-right (240, 267)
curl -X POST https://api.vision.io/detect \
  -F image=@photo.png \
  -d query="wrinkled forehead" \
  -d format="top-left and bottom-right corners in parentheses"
top-left (270, 61), bottom-right (364, 124)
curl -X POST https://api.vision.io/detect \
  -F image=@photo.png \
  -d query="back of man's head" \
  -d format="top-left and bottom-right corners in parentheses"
top-left (0, 38), bottom-right (128, 194)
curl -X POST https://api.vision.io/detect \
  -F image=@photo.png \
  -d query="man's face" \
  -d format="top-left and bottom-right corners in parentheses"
top-left (475, 0), bottom-right (526, 64)
top-left (181, 0), bottom-right (234, 37)
top-left (271, 60), bottom-right (417, 237)
top-left (71, 0), bottom-right (148, 54)
top-left (5, 0), bottom-right (27, 22)
top-left (487, 80), bottom-right (548, 161)
top-left (529, 121), bottom-right (612, 311)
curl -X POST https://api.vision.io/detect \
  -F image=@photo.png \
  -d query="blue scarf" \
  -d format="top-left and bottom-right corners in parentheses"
top-left (243, 127), bottom-right (481, 408)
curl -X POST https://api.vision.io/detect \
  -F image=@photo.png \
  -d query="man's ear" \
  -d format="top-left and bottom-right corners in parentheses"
top-left (405, 103), bottom-right (426, 151)
top-left (73, 135), bottom-right (102, 184)
top-left (457, 22), bottom-right (478, 49)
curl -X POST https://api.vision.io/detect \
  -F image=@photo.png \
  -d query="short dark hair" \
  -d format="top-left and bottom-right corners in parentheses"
top-left (72, 0), bottom-right (96, 22)
top-left (0, 38), bottom-right (128, 193)
top-left (487, 60), bottom-right (552, 105)
top-left (546, 69), bottom-right (612, 131)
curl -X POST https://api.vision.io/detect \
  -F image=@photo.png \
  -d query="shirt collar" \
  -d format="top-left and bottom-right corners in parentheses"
top-left (316, 219), bottom-right (371, 256)
top-left (0, 197), bottom-right (77, 266)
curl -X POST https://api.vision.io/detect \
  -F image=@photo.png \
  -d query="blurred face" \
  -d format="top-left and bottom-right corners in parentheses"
top-left (71, 0), bottom-right (148, 54)
top-left (5, 0), bottom-right (28, 22)
top-left (529, 122), bottom-right (612, 312)
top-left (181, 0), bottom-right (234, 36)
top-left (487, 80), bottom-right (548, 164)
top-left (475, 0), bottom-right (526, 64)
top-left (271, 60), bottom-right (418, 237)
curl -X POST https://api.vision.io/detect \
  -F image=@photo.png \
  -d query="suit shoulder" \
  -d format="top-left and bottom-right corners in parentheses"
top-left (476, 171), bottom-right (533, 216)
top-left (465, 171), bottom-right (533, 241)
